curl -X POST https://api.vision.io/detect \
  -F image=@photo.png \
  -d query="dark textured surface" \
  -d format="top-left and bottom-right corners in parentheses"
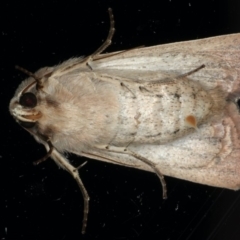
top-left (2, 1), bottom-right (240, 239)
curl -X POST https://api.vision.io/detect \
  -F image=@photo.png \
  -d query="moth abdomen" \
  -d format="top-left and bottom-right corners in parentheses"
top-left (112, 76), bottom-right (224, 145)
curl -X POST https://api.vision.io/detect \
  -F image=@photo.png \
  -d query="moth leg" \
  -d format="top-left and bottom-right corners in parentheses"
top-left (92, 45), bottom-right (145, 61)
top-left (81, 151), bottom-right (141, 168)
top-left (120, 82), bottom-right (136, 98)
top-left (76, 161), bottom-right (88, 170)
top-left (33, 139), bottom-right (54, 165)
top-left (176, 64), bottom-right (205, 79)
top-left (85, 8), bottom-right (115, 70)
top-left (126, 149), bottom-right (167, 199)
top-left (53, 8), bottom-right (115, 74)
top-left (99, 146), bottom-right (167, 199)
top-left (90, 8), bottom-right (115, 58)
top-left (50, 149), bottom-right (89, 234)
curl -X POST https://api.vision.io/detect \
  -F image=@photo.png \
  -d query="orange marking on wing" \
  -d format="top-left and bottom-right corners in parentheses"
top-left (185, 115), bottom-right (197, 129)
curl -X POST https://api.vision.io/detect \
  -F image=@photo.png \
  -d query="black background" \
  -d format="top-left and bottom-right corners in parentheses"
top-left (2, 0), bottom-right (240, 239)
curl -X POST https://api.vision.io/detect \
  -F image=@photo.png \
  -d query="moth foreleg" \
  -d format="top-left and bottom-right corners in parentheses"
top-left (50, 149), bottom-right (89, 234)
top-left (33, 139), bottom-right (54, 165)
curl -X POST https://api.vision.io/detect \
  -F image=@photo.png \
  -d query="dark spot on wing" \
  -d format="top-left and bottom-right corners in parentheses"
top-left (173, 129), bottom-right (180, 134)
top-left (146, 132), bottom-right (162, 138)
top-left (174, 93), bottom-right (180, 99)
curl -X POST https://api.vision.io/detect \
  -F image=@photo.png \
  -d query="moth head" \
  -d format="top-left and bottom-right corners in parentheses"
top-left (9, 66), bottom-right (50, 129)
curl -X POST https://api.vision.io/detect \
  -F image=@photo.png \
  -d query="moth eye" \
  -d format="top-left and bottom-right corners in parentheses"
top-left (19, 92), bottom-right (37, 108)
top-left (18, 121), bottom-right (36, 128)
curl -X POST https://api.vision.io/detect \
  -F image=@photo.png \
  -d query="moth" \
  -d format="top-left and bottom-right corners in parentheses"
top-left (9, 8), bottom-right (240, 234)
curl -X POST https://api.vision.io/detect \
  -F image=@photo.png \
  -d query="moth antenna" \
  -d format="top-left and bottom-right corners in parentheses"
top-left (21, 80), bottom-right (38, 95)
top-left (91, 8), bottom-right (115, 57)
top-left (15, 65), bottom-right (44, 91)
top-left (33, 140), bottom-right (54, 165)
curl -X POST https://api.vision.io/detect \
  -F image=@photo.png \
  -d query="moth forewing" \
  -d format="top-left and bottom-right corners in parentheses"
top-left (9, 8), bottom-right (240, 234)
top-left (92, 33), bottom-right (240, 90)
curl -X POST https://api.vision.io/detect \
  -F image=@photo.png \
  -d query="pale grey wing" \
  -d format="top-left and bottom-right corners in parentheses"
top-left (91, 33), bottom-right (240, 91)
